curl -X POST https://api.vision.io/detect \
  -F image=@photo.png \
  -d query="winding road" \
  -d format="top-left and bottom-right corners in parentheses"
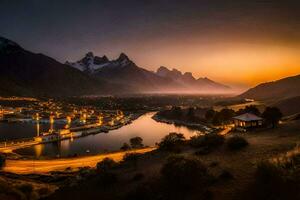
top-left (3, 147), bottom-right (156, 174)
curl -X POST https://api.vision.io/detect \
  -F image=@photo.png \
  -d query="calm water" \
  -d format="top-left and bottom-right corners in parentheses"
top-left (0, 122), bottom-right (65, 141)
top-left (10, 112), bottom-right (199, 158)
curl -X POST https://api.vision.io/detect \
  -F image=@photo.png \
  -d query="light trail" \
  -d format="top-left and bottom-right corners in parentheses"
top-left (3, 147), bottom-right (156, 174)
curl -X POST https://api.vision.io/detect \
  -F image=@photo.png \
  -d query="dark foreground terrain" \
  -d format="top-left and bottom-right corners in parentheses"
top-left (40, 119), bottom-right (300, 200)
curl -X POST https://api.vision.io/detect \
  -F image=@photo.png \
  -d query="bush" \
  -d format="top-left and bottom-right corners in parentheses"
top-left (161, 155), bottom-right (210, 190)
top-left (194, 146), bottom-right (211, 155)
top-left (0, 154), bottom-right (6, 169)
top-left (131, 173), bottom-right (144, 181)
top-left (122, 153), bottom-right (141, 169)
top-left (37, 187), bottom-right (51, 197)
top-left (15, 183), bottom-right (35, 199)
top-left (189, 134), bottom-right (224, 149)
top-left (130, 137), bottom-right (144, 148)
top-left (98, 172), bottom-right (118, 186)
top-left (226, 136), bottom-right (248, 150)
top-left (96, 157), bottom-right (117, 172)
top-left (120, 142), bottom-right (131, 151)
top-left (218, 169), bottom-right (234, 180)
top-left (158, 132), bottom-right (185, 152)
top-left (250, 161), bottom-right (296, 199)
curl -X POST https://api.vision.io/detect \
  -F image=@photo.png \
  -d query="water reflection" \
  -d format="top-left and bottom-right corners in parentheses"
top-left (16, 112), bottom-right (201, 158)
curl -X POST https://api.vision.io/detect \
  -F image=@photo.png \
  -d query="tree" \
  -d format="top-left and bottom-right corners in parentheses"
top-left (120, 142), bottom-right (131, 151)
top-left (237, 105), bottom-right (261, 116)
top-left (212, 108), bottom-right (235, 125)
top-left (187, 107), bottom-right (195, 121)
top-left (205, 109), bottom-right (216, 122)
top-left (130, 137), bottom-right (144, 148)
top-left (262, 107), bottom-right (283, 128)
top-left (0, 154), bottom-right (6, 169)
top-left (158, 132), bottom-right (185, 152)
top-left (219, 108), bottom-right (235, 122)
top-left (171, 106), bottom-right (182, 119)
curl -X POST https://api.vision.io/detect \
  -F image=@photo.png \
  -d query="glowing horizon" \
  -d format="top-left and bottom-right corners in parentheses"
top-left (1, 1), bottom-right (299, 89)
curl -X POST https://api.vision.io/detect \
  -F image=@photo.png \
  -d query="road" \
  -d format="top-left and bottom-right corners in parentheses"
top-left (0, 141), bottom-right (40, 153)
top-left (3, 147), bottom-right (156, 174)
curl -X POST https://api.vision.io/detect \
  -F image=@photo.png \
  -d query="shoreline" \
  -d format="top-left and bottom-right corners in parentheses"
top-left (152, 113), bottom-right (216, 134)
top-left (0, 112), bottom-right (146, 157)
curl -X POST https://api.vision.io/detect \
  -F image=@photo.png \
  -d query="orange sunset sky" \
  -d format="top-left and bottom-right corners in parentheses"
top-left (1, 1), bottom-right (299, 89)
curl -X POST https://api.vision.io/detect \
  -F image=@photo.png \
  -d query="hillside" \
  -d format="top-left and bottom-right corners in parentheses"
top-left (0, 37), bottom-right (126, 97)
top-left (272, 96), bottom-right (300, 116)
top-left (239, 74), bottom-right (300, 100)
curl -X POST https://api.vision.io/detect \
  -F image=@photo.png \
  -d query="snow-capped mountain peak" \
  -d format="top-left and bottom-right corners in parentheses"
top-left (66, 52), bottom-right (111, 73)
top-left (66, 52), bottom-right (134, 73)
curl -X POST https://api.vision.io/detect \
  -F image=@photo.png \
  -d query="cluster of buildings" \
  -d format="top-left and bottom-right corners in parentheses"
top-left (1, 99), bottom-right (131, 144)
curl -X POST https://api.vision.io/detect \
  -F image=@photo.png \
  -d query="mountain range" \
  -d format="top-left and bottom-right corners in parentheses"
top-left (66, 52), bottom-right (231, 94)
top-left (0, 36), bottom-right (232, 97)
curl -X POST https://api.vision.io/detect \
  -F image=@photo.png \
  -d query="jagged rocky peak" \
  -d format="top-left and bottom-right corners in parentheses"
top-left (183, 72), bottom-right (195, 80)
top-left (157, 66), bottom-right (183, 78)
top-left (157, 66), bottom-right (170, 76)
top-left (171, 68), bottom-right (182, 76)
top-left (117, 53), bottom-right (129, 61)
top-left (115, 53), bottom-right (132, 66)
top-left (94, 55), bottom-right (109, 64)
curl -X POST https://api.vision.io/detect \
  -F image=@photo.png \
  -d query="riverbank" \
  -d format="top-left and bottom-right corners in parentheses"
top-left (152, 113), bottom-right (216, 134)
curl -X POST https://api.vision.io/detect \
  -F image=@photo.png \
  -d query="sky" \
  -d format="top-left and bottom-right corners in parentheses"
top-left (0, 0), bottom-right (300, 89)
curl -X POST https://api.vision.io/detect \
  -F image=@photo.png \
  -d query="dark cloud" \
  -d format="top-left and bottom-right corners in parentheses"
top-left (0, 0), bottom-right (299, 61)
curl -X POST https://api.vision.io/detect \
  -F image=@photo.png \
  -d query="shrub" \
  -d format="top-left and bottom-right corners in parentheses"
top-left (96, 157), bottom-right (117, 172)
top-left (189, 134), bottom-right (224, 149)
top-left (120, 142), bottom-right (131, 151)
top-left (158, 132), bottom-right (185, 152)
top-left (251, 161), bottom-right (291, 199)
top-left (0, 181), bottom-right (25, 200)
top-left (226, 136), bottom-right (248, 150)
top-left (131, 173), bottom-right (144, 181)
top-left (0, 154), bottom-right (6, 169)
top-left (98, 172), bottom-right (118, 186)
top-left (194, 146), bottom-right (211, 155)
top-left (16, 183), bottom-right (35, 199)
top-left (161, 155), bottom-right (210, 190)
top-left (218, 169), bottom-right (234, 180)
top-left (130, 137), bottom-right (144, 148)
top-left (122, 153), bottom-right (141, 169)
top-left (37, 187), bottom-right (51, 197)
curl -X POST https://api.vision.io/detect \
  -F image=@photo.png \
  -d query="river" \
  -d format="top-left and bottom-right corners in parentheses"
top-left (10, 112), bottom-right (200, 158)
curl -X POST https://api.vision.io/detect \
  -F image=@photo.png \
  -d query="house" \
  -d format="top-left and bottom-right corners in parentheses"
top-left (233, 113), bottom-right (263, 131)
